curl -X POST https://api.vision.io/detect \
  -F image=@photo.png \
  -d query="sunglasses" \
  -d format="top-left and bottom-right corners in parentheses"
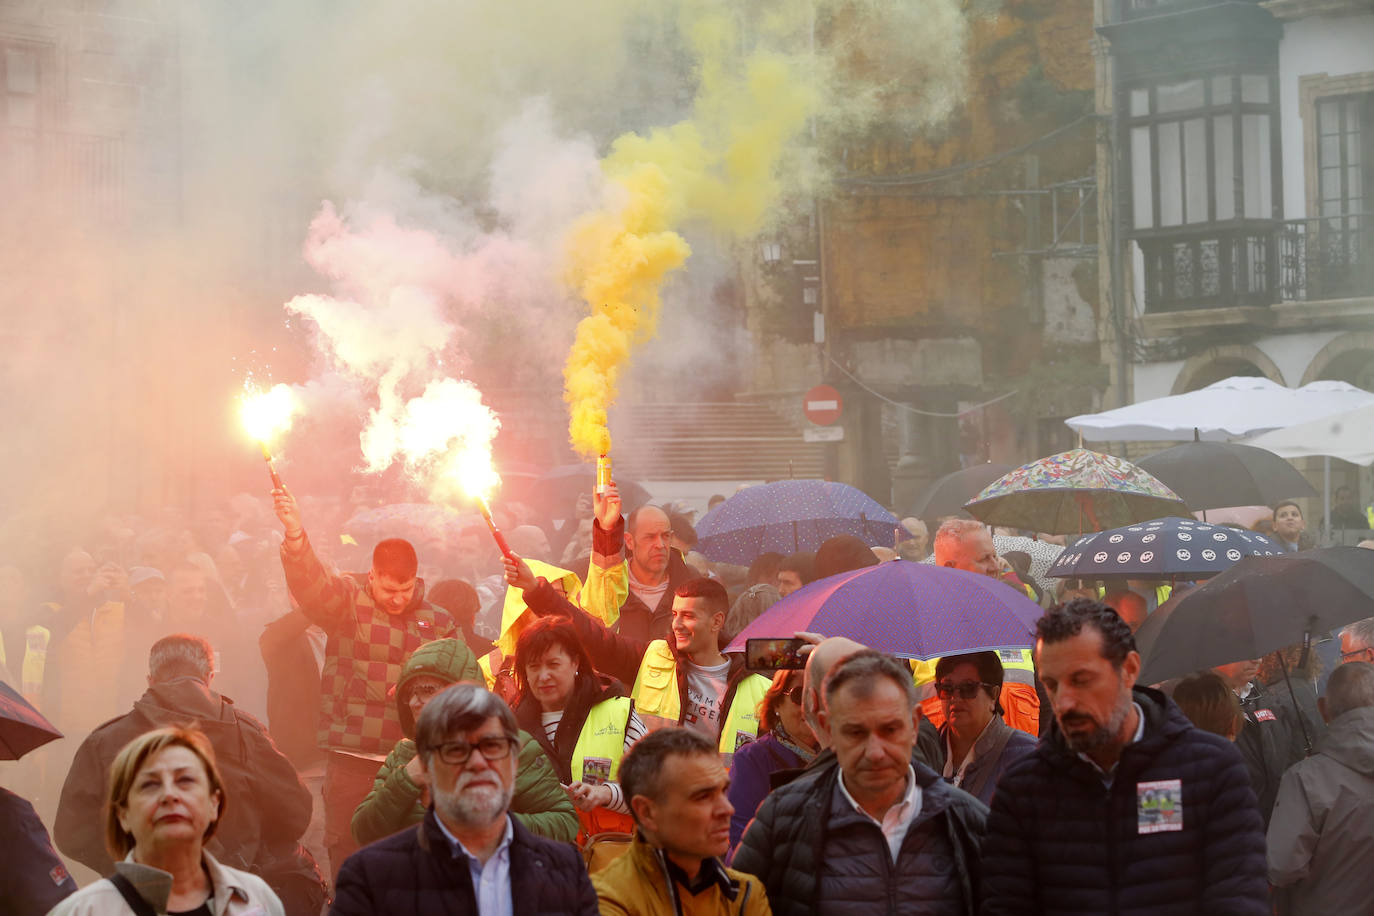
top-left (783, 686), bottom-right (806, 705)
top-left (935, 680), bottom-right (997, 700)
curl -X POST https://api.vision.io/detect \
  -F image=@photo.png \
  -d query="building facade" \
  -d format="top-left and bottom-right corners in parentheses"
top-left (738, 0), bottom-right (1102, 508)
top-left (1095, 0), bottom-right (1374, 497)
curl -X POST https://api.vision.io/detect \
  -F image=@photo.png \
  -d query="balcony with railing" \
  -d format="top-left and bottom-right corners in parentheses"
top-left (1139, 215), bottom-right (1374, 315)
top-left (1139, 224), bottom-right (1276, 313)
top-left (1278, 214), bottom-right (1374, 303)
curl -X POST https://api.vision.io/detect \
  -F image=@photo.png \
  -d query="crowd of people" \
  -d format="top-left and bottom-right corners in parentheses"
top-left (1, 475), bottom-right (1372, 915)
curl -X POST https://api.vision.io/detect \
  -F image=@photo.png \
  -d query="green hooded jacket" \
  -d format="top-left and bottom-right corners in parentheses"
top-left (350, 638), bottom-right (577, 845)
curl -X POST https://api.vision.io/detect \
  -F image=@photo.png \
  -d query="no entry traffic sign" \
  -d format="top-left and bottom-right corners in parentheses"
top-left (804, 384), bottom-right (842, 426)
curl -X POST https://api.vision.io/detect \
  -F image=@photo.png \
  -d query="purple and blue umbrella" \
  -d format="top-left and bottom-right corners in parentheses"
top-left (696, 479), bottom-right (904, 566)
top-left (1050, 518), bottom-right (1285, 580)
top-left (724, 559), bottom-right (1044, 660)
top-left (0, 680), bottom-right (62, 761)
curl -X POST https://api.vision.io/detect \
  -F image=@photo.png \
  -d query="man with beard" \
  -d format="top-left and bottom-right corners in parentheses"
top-left (980, 599), bottom-right (1268, 915)
top-left (332, 684), bottom-right (598, 915)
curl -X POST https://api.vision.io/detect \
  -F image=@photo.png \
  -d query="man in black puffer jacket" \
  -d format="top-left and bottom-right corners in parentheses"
top-left (733, 650), bottom-right (986, 916)
top-left (980, 599), bottom-right (1268, 916)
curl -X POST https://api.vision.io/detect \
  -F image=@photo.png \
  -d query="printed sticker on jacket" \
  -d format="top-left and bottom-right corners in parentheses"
top-left (582, 757), bottom-right (612, 785)
top-left (1137, 779), bottom-right (1184, 833)
top-left (1254, 708), bottom-right (1276, 723)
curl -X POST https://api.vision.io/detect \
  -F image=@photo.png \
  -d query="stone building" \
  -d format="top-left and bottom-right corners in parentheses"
top-left (1094, 0), bottom-right (1374, 503)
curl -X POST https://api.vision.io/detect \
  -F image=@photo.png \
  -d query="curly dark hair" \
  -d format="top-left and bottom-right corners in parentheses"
top-left (1035, 598), bottom-right (1137, 669)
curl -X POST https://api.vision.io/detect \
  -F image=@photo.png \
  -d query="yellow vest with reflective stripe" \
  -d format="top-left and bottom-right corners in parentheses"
top-left (631, 640), bottom-right (771, 767)
top-left (571, 696), bottom-right (633, 784)
top-left (723, 674), bottom-right (771, 769)
top-left (0, 625), bottom-right (49, 703)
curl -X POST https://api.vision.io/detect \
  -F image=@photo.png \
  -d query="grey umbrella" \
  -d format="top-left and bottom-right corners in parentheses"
top-left (1137, 435), bottom-right (1316, 512)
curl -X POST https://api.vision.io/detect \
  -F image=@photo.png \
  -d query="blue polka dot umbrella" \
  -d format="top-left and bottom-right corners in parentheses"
top-left (724, 559), bottom-right (1044, 660)
top-left (1049, 518), bottom-right (1286, 580)
top-left (695, 479), bottom-right (904, 566)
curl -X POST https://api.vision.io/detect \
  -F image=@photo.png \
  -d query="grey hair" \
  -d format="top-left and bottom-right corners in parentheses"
top-left (1326, 662), bottom-right (1374, 720)
top-left (824, 650), bottom-right (917, 709)
top-left (414, 684), bottom-right (518, 765)
top-left (933, 518), bottom-right (988, 564)
top-left (1342, 617), bottom-right (1374, 652)
top-left (148, 634), bottom-right (214, 683)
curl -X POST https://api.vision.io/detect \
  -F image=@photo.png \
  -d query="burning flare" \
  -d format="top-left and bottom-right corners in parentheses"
top-left (239, 383), bottom-right (299, 487)
top-left (239, 383), bottom-right (299, 447)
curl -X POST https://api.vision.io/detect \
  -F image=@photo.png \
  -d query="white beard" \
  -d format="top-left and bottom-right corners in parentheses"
top-left (434, 776), bottom-right (513, 828)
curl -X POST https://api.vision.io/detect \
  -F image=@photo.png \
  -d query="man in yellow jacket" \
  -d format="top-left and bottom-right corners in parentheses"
top-left (593, 727), bottom-right (771, 915)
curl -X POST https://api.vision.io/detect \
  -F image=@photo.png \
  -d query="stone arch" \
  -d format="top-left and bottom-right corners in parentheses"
top-left (1170, 344), bottom-right (1286, 394)
top-left (1300, 331), bottom-right (1374, 389)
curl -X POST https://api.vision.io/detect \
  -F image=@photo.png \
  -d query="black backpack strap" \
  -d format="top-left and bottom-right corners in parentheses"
top-left (108, 872), bottom-right (159, 916)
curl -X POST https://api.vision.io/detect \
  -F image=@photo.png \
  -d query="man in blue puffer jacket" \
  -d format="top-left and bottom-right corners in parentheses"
top-left (980, 598), bottom-right (1268, 916)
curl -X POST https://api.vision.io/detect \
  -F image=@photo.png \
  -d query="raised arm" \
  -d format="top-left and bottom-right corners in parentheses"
top-left (274, 485), bottom-right (357, 630)
top-left (505, 553), bottom-right (647, 685)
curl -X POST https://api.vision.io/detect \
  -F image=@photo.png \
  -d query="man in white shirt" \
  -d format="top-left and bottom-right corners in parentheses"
top-left (733, 651), bottom-right (987, 914)
top-left (332, 685), bottom-right (598, 915)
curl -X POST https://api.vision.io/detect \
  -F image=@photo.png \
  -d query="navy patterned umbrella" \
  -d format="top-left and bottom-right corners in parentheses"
top-left (696, 479), bottom-right (904, 565)
top-left (1049, 517), bottom-right (1285, 580)
top-left (0, 680), bottom-right (62, 761)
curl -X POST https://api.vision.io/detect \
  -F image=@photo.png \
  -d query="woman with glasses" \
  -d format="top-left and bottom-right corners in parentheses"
top-left (512, 616), bottom-right (647, 842)
top-left (725, 667), bottom-right (817, 859)
top-left (934, 651), bottom-right (1036, 805)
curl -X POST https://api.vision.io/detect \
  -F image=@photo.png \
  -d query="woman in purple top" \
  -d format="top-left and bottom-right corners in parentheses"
top-left (725, 667), bottom-right (818, 858)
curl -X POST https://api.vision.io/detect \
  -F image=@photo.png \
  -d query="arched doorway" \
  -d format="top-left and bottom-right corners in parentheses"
top-left (1171, 345), bottom-right (1285, 394)
top-left (1302, 332), bottom-right (1374, 390)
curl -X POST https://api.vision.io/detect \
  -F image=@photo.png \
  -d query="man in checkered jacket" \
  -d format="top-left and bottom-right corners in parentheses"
top-left (274, 485), bottom-right (457, 878)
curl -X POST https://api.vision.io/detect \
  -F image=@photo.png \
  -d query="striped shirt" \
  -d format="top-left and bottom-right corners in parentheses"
top-left (541, 708), bottom-right (646, 814)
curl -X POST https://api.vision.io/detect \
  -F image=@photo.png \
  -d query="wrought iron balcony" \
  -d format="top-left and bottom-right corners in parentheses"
top-left (1138, 224), bottom-right (1275, 312)
top-left (1278, 214), bottom-right (1374, 303)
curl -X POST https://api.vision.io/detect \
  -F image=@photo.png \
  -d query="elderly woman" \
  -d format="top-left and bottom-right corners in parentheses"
top-left (726, 666), bottom-right (817, 857)
top-left (512, 616), bottom-right (647, 840)
top-left (935, 651), bottom-right (1036, 805)
top-left (50, 726), bottom-right (283, 916)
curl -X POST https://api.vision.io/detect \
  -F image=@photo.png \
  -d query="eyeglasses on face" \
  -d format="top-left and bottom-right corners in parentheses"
top-left (935, 680), bottom-right (997, 700)
top-left (1342, 647), bottom-right (1374, 662)
top-left (427, 735), bottom-right (518, 766)
top-left (783, 685), bottom-right (806, 705)
top-left (409, 684), bottom-right (445, 702)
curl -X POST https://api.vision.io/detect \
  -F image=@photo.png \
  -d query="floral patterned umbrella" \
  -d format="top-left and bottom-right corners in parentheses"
top-left (964, 448), bottom-right (1192, 534)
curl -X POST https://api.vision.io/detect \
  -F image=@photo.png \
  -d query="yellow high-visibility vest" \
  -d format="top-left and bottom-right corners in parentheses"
top-left (570, 696), bottom-right (634, 785)
top-left (632, 640), bottom-right (771, 768)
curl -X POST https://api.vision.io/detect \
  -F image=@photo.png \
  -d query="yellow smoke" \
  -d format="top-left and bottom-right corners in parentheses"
top-left (563, 4), bottom-right (820, 457)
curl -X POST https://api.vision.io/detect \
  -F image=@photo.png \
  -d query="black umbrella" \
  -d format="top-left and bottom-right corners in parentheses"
top-left (1135, 547), bottom-right (1374, 752)
top-left (907, 464), bottom-right (1012, 519)
top-left (1136, 547), bottom-right (1374, 684)
top-left (1137, 436), bottom-right (1317, 512)
top-left (0, 679), bottom-right (63, 760)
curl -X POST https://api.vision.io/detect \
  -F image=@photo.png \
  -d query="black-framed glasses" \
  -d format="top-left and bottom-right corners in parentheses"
top-left (935, 680), bottom-right (997, 700)
top-left (409, 684), bottom-right (444, 702)
top-left (428, 736), bottom-right (518, 766)
top-left (1341, 647), bottom-right (1374, 662)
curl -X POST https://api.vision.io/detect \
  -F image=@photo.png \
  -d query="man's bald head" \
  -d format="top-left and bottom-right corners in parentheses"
top-left (803, 636), bottom-right (866, 748)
